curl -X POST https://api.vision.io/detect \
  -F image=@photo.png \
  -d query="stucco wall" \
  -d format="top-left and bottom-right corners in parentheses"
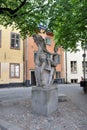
top-left (0, 26), bottom-right (23, 85)
top-left (64, 44), bottom-right (87, 83)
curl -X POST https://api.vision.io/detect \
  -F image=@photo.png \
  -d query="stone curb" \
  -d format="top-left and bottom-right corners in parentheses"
top-left (58, 93), bottom-right (68, 102)
top-left (0, 99), bottom-right (23, 107)
top-left (0, 97), bottom-right (30, 107)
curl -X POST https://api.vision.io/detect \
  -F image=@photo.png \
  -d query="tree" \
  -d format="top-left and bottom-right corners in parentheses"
top-left (0, 0), bottom-right (55, 38)
top-left (0, 0), bottom-right (87, 50)
top-left (48, 0), bottom-right (87, 50)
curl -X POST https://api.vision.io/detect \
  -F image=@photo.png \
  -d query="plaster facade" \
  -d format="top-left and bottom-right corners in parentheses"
top-left (64, 44), bottom-right (87, 83)
top-left (0, 26), bottom-right (23, 87)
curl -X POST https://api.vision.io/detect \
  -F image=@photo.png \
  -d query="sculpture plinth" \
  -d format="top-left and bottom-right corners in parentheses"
top-left (32, 85), bottom-right (58, 116)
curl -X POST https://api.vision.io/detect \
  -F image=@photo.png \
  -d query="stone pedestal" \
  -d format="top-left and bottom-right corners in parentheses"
top-left (32, 85), bottom-right (58, 116)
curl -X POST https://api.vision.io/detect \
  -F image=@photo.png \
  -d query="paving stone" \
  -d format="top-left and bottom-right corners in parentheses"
top-left (0, 98), bottom-right (87, 130)
top-left (0, 119), bottom-right (22, 130)
top-left (0, 125), bottom-right (7, 130)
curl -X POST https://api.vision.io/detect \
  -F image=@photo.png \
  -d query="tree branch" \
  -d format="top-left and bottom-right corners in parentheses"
top-left (0, 8), bottom-right (12, 14)
top-left (12, 0), bottom-right (27, 14)
top-left (0, 0), bottom-right (27, 15)
top-left (12, 2), bottom-right (49, 18)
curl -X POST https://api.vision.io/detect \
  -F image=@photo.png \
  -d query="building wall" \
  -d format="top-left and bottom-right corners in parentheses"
top-left (64, 44), bottom-right (86, 83)
top-left (0, 26), bottom-right (23, 87)
top-left (24, 30), bottom-right (64, 86)
top-left (56, 47), bottom-right (64, 78)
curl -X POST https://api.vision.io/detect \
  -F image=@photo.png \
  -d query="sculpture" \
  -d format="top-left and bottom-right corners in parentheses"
top-left (33, 34), bottom-right (58, 87)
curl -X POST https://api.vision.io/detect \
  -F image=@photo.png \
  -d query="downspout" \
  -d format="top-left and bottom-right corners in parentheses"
top-left (65, 51), bottom-right (67, 84)
top-left (26, 36), bottom-right (29, 86)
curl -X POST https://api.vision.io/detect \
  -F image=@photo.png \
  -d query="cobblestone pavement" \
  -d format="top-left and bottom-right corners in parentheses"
top-left (0, 98), bottom-right (87, 130)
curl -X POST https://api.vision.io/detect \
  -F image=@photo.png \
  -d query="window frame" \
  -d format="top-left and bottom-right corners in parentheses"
top-left (10, 32), bottom-right (20, 49)
top-left (56, 71), bottom-right (61, 78)
top-left (9, 63), bottom-right (20, 78)
top-left (34, 51), bottom-right (37, 62)
top-left (70, 61), bottom-right (77, 73)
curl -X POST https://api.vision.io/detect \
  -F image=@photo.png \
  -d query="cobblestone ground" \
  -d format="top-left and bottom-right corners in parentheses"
top-left (0, 99), bottom-right (87, 130)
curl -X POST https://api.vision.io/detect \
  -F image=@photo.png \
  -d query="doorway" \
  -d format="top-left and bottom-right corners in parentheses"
top-left (31, 71), bottom-right (36, 85)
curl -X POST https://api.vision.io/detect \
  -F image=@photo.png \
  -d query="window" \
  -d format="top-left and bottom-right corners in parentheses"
top-left (57, 54), bottom-right (60, 64)
top-left (10, 63), bottom-right (20, 78)
top-left (34, 52), bottom-right (37, 62)
top-left (71, 61), bottom-right (77, 73)
top-left (56, 71), bottom-right (61, 78)
top-left (71, 79), bottom-right (78, 83)
top-left (11, 33), bottom-right (20, 49)
top-left (0, 30), bottom-right (1, 47)
top-left (82, 61), bottom-right (87, 74)
top-left (45, 37), bottom-right (51, 45)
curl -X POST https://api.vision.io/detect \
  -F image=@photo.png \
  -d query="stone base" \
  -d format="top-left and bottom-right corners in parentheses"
top-left (32, 85), bottom-right (58, 116)
top-left (58, 94), bottom-right (68, 102)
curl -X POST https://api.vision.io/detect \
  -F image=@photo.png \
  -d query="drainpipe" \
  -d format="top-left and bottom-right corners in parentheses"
top-left (83, 47), bottom-right (86, 89)
top-left (26, 36), bottom-right (29, 86)
top-left (65, 51), bottom-right (67, 84)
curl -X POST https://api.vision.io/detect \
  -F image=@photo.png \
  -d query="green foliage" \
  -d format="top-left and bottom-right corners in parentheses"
top-left (48, 0), bottom-right (87, 50)
top-left (0, 0), bottom-right (55, 38)
top-left (0, 0), bottom-right (87, 50)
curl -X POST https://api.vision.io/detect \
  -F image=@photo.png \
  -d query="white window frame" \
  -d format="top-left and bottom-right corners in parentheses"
top-left (71, 61), bottom-right (77, 73)
top-left (10, 32), bottom-right (20, 49)
top-left (10, 63), bottom-right (20, 78)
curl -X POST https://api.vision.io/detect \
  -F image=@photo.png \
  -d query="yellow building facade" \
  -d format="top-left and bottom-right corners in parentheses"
top-left (0, 26), bottom-right (23, 87)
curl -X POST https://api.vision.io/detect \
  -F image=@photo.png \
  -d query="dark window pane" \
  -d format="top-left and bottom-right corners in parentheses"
top-left (11, 39), bottom-right (15, 47)
top-left (56, 71), bottom-right (61, 78)
top-left (71, 61), bottom-right (77, 73)
top-left (34, 52), bottom-right (37, 62)
top-left (11, 33), bottom-right (15, 38)
top-left (16, 34), bottom-right (19, 39)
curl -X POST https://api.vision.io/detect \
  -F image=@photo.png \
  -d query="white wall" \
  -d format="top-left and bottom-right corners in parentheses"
top-left (64, 44), bottom-right (87, 83)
